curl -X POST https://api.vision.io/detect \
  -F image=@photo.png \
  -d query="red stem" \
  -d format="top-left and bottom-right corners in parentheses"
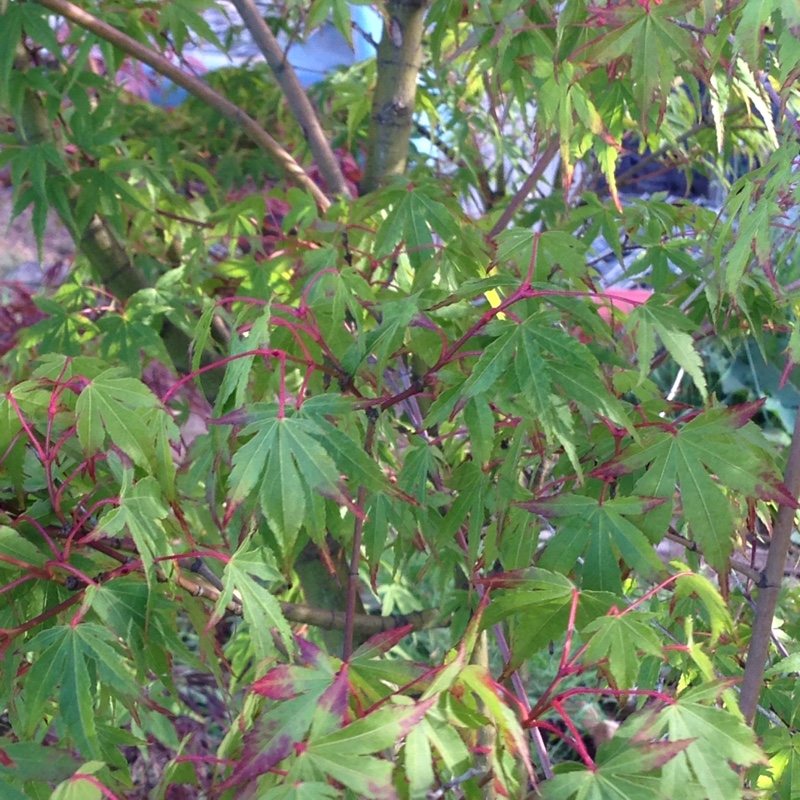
top-left (49, 561), bottom-right (98, 588)
top-left (552, 699), bottom-right (595, 769)
top-left (552, 686), bottom-right (675, 705)
top-left (277, 352), bottom-right (287, 418)
top-left (0, 573), bottom-right (39, 596)
top-left (5, 392), bottom-right (46, 461)
top-left (15, 514), bottom-right (62, 559)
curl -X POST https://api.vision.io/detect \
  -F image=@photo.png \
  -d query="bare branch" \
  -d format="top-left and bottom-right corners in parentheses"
top-left (488, 138), bottom-right (560, 239)
top-left (177, 571), bottom-right (445, 635)
top-left (32, 0), bottom-right (331, 211)
top-left (228, 0), bottom-right (352, 198)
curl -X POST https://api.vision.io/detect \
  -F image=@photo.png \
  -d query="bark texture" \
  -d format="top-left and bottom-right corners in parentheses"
top-left (359, 0), bottom-right (430, 194)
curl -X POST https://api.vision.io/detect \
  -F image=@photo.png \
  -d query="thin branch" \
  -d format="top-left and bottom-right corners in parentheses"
top-left (664, 527), bottom-right (763, 584)
top-left (228, 0), bottom-right (351, 198)
top-left (428, 767), bottom-right (487, 799)
top-left (730, 571), bottom-right (790, 659)
top-left (140, 555), bottom-right (449, 635)
top-left (343, 418), bottom-right (377, 659)
top-left (283, 598), bottom-right (443, 633)
top-left (415, 121), bottom-right (497, 208)
top-left (32, 0), bottom-right (331, 211)
top-left (740, 408), bottom-right (800, 724)
top-left (488, 138), bottom-right (560, 239)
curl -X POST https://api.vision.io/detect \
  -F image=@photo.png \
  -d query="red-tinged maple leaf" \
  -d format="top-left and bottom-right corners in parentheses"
top-left (313, 665), bottom-right (350, 731)
top-left (219, 693), bottom-right (321, 791)
top-left (351, 625), bottom-right (414, 660)
top-left (252, 665), bottom-right (305, 699)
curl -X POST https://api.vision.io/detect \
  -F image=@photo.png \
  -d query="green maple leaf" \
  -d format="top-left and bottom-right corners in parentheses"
top-left (760, 727), bottom-right (800, 800)
top-left (221, 653), bottom-right (338, 793)
top-left (482, 569), bottom-right (616, 669)
top-left (582, 611), bottom-right (664, 689)
top-left (462, 327), bottom-right (518, 398)
top-left (75, 368), bottom-right (163, 468)
top-left (23, 624), bottom-right (137, 759)
top-left (227, 692), bottom-right (326, 790)
top-left (296, 699), bottom-right (436, 799)
top-left (374, 183), bottom-right (461, 271)
top-left (520, 495), bottom-right (667, 593)
top-left (217, 305), bottom-right (272, 408)
top-left (495, 230), bottom-right (588, 282)
top-left (0, 742), bottom-right (79, 786)
top-left (627, 299), bottom-right (708, 401)
top-left (229, 408), bottom-right (345, 553)
top-left (97, 316), bottom-right (170, 375)
top-left (517, 312), bottom-right (632, 436)
top-left (95, 474), bottom-right (170, 584)
top-left (542, 739), bottom-right (691, 800)
top-left (259, 784), bottom-right (340, 800)
top-left (581, 0), bottom-right (696, 132)
top-left (621, 405), bottom-right (783, 571)
top-left (361, 296), bottom-right (419, 387)
top-left (641, 682), bottom-right (766, 800)
top-left (0, 525), bottom-right (48, 568)
top-left (214, 536), bottom-right (291, 659)
top-left (734, 0), bottom-right (781, 67)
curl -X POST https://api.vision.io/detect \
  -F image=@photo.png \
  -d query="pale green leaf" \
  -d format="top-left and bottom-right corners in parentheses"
top-left (216, 536), bottom-right (291, 659)
top-left (75, 368), bottom-right (161, 467)
top-left (405, 723), bottom-right (435, 799)
top-left (95, 475), bottom-right (169, 584)
top-left (583, 613), bottom-right (664, 689)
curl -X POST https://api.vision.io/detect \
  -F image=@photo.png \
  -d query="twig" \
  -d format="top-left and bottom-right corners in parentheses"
top-left (31, 0), bottom-right (331, 211)
top-left (110, 552), bottom-right (447, 634)
top-left (730, 571), bottom-right (790, 659)
top-left (664, 526), bottom-right (763, 584)
top-left (281, 601), bottom-right (442, 633)
top-left (488, 138), bottom-right (560, 239)
top-left (428, 767), bottom-right (487, 799)
top-left (343, 417), bottom-right (377, 659)
top-left (228, 0), bottom-right (352, 198)
top-left (415, 121), bottom-right (497, 208)
top-left (171, 569), bottom-right (447, 633)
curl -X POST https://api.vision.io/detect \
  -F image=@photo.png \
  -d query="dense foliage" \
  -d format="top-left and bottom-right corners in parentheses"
top-left (2, 0), bottom-right (800, 797)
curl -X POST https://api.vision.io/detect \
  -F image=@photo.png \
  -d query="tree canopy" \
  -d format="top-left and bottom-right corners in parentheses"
top-left (1, 0), bottom-right (800, 797)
